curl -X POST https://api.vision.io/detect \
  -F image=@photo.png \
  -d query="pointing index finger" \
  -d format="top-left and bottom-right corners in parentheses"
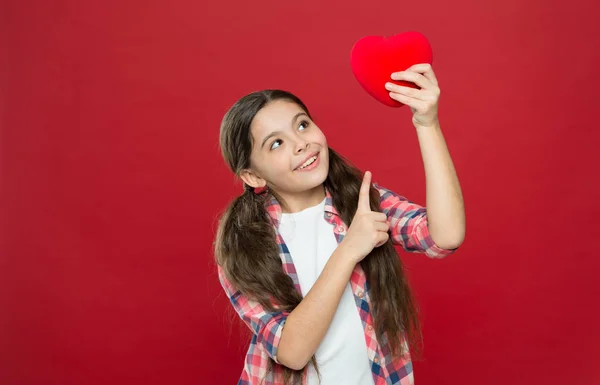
top-left (357, 171), bottom-right (372, 213)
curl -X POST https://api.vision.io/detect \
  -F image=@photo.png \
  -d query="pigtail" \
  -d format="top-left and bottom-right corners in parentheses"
top-left (215, 186), bottom-right (315, 385)
top-left (325, 148), bottom-right (422, 358)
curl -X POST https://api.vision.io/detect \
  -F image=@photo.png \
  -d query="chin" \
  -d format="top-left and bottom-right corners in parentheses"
top-left (311, 168), bottom-right (329, 189)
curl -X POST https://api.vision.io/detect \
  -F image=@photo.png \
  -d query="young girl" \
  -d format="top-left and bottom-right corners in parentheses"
top-left (214, 63), bottom-right (465, 385)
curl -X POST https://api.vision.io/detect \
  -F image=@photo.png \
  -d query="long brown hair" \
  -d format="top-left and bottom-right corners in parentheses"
top-left (215, 90), bottom-right (422, 384)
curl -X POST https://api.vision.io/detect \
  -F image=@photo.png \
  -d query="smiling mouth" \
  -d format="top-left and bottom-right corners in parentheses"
top-left (295, 153), bottom-right (319, 170)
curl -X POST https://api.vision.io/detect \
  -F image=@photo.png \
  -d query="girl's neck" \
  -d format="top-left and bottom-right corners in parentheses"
top-left (278, 184), bottom-right (326, 214)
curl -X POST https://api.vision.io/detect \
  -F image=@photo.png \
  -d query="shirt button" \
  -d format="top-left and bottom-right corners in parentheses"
top-left (368, 325), bottom-right (373, 331)
top-left (357, 291), bottom-right (364, 298)
top-left (373, 357), bottom-right (379, 364)
top-left (326, 212), bottom-right (332, 217)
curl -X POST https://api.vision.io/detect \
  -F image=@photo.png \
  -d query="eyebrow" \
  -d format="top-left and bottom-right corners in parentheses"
top-left (260, 112), bottom-right (309, 149)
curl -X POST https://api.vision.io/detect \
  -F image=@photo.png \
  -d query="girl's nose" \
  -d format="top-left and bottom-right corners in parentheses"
top-left (295, 141), bottom-right (309, 153)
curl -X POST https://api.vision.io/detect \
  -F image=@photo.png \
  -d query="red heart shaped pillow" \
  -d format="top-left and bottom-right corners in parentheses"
top-left (350, 31), bottom-right (433, 107)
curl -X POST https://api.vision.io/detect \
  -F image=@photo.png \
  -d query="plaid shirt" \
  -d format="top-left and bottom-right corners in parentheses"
top-left (218, 183), bottom-right (456, 385)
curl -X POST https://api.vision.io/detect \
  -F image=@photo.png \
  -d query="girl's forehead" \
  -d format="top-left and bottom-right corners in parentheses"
top-left (252, 101), bottom-right (303, 133)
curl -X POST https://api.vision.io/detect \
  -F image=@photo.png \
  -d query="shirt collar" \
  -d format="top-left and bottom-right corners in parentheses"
top-left (264, 187), bottom-right (339, 227)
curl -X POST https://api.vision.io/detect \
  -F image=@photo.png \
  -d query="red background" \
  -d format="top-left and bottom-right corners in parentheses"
top-left (2, 0), bottom-right (600, 384)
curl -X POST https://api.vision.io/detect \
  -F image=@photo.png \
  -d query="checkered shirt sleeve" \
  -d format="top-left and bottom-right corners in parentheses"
top-left (375, 183), bottom-right (457, 258)
top-left (217, 265), bottom-right (289, 364)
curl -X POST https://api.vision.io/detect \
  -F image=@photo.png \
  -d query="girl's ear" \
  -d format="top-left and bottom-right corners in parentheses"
top-left (239, 169), bottom-right (267, 189)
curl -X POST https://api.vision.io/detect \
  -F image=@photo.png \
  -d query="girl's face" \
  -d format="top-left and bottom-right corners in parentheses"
top-left (242, 99), bottom-right (329, 197)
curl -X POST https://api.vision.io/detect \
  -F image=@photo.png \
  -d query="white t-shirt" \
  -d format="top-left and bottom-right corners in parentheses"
top-left (279, 198), bottom-right (375, 385)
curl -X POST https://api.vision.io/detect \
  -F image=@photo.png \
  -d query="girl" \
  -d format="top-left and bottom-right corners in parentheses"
top-left (214, 63), bottom-right (465, 385)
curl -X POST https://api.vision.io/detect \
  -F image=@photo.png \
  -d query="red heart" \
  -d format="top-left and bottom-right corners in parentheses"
top-left (350, 31), bottom-right (433, 107)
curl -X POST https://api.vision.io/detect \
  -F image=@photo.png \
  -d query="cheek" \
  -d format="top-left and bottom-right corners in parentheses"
top-left (270, 153), bottom-right (292, 176)
top-left (322, 148), bottom-right (330, 168)
top-left (315, 130), bottom-right (327, 147)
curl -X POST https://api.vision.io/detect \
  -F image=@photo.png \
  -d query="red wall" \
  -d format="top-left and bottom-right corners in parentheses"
top-left (2, 1), bottom-right (599, 384)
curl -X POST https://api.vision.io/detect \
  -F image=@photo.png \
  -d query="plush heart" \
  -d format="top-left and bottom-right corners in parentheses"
top-left (350, 31), bottom-right (433, 107)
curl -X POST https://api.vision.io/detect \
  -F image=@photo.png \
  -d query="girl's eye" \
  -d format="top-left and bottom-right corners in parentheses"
top-left (270, 139), bottom-right (282, 150)
top-left (298, 120), bottom-right (310, 131)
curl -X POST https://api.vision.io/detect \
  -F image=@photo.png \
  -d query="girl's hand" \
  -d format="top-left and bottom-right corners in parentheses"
top-left (339, 171), bottom-right (389, 264)
top-left (385, 63), bottom-right (441, 129)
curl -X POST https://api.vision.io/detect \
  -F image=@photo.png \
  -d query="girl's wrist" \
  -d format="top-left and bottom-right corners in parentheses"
top-left (333, 243), bottom-right (362, 268)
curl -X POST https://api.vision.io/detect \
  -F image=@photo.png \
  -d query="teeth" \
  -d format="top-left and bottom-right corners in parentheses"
top-left (299, 155), bottom-right (317, 169)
